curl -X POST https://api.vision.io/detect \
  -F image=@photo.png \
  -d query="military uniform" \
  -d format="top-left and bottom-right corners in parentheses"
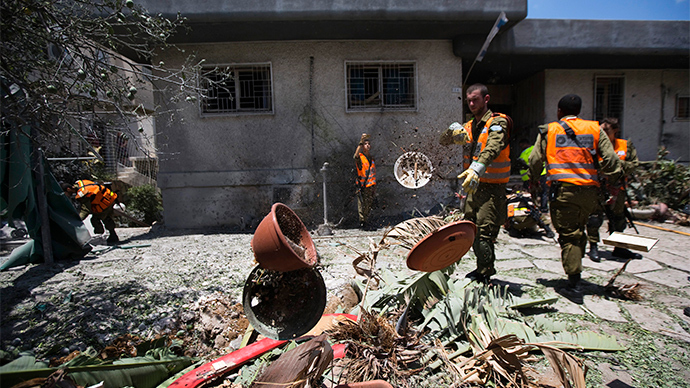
top-left (354, 152), bottom-right (376, 227)
top-left (74, 180), bottom-right (119, 244)
top-left (587, 138), bottom-right (639, 257)
top-left (456, 110), bottom-right (511, 278)
top-left (529, 116), bottom-right (622, 276)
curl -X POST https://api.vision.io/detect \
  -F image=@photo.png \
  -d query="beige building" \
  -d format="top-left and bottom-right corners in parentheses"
top-left (137, 0), bottom-right (689, 229)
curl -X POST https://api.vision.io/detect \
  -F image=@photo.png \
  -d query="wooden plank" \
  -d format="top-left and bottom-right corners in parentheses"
top-left (602, 232), bottom-right (659, 252)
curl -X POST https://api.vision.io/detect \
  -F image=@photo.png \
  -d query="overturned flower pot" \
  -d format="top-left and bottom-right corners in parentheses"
top-left (251, 202), bottom-right (318, 272)
top-left (406, 220), bottom-right (477, 272)
top-left (243, 265), bottom-right (327, 340)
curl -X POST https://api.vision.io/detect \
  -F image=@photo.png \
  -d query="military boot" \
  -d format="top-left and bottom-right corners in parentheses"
top-left (588, 242), bottom-right (600, 262)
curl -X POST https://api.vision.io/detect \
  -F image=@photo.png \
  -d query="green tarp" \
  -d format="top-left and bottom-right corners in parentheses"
top-left (1, 124), bottom-right (92, 271)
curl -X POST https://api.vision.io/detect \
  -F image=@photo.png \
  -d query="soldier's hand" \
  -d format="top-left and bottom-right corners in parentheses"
top-left (606, 185), bottom-right (621, 205)
top-left (457, 169), bottom-right (480, 195)
top-left (440, 122), bottom-right (469, 145)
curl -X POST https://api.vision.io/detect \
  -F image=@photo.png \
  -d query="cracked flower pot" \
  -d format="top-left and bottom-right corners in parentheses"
top-left (243, 265), bottom-right (327, 340)
top-left (251, 202), bottom-right (318, 272)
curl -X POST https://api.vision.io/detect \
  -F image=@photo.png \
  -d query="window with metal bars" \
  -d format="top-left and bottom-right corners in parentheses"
top-left (594, 76), bottom-right (624, 124)
top-left (201, 64), bottom-right (273, 114)
top-left (676, 95), bottom-right (690, 120)
top-left (346, 62), bottom-right (416, 111)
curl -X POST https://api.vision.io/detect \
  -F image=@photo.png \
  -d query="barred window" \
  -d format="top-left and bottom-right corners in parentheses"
top-left (201, 64), bottom-right (273, 114)
top-left (594, 76), bottom-right (624, 123)
top-left (346, 62), bottom-right (416, 112)
top-left (676, 95), bottom-right (690, 120)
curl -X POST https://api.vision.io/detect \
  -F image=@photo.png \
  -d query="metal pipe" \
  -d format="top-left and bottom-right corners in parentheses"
top-left (47, 156), bottom-right (98, 161)
top-left (320, 162), bottom-right (329, 225)
top-left (36, 148), bottom-right (54, 264)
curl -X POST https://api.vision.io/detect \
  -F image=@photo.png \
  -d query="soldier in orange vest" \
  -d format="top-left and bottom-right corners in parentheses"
top-left (63, 179), bottom-right (119, 245)
top-left (586, 117), bottom-right (641, 261)
top-left (440, 83), bottom-right (512, 283)
top-left (528, 94), bottom-right (623, 304)
top-left (354, 133), bottom-right (376, 230)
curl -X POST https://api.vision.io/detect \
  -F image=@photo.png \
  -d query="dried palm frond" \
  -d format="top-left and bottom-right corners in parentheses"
top-left (606, 282), bottom-right (643, 301)
top-left (528, 343), bottom-right (587, 388)
top-left (604, 258), bottom-right (644, 301)
top-left (326, 309), bottom-right (426, 384)
top-left (252, 334), bottom-right (333, 388)
top-left (382, 215), bottom-right (448, 250)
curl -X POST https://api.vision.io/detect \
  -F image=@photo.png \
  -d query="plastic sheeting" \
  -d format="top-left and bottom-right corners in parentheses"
top-left (1, 124), bottom-right (92, 270)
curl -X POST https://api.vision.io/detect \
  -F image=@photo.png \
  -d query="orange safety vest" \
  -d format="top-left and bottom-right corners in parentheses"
top-left (462, 113), bottom-right (511, 184)
top-left (612, 138), bottom-right (628, 160)
top-left (75, 179), bottom-right (118, 213)
top-left (356, 153), bottom-right (376, 188)
top-left (545, 117), bottom-right (601, 187)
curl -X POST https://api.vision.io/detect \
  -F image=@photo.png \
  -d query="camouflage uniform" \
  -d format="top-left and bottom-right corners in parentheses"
top-left (529, 117), bottom-right (622, 276)
top-left (462, 110), bottom-right (510, 277)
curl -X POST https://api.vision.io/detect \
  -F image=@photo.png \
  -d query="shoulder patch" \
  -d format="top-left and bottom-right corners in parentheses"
top-left (489, 124), bottom-right (503, 132)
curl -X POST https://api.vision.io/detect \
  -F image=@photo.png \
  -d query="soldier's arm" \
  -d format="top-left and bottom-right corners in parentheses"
top-left (475, 117), bottom-right (508, 166)
top-left (597, 128), bottom-right (623, 184)
top-left (528, 125), bottom-right (548, 180)
top-left (623, 140), bottom-right (639, 177)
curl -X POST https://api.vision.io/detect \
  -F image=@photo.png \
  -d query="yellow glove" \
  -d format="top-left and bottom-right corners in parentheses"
top-left (457, 169), bottom-right (479, 194)
top-left (457, 162), bottom-right (485, 194)
top-left (440, 122), bottom-right (469, 145)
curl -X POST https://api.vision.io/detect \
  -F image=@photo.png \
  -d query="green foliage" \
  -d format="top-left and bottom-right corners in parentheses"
top-left (0, 0), bottom-right (204, 157)
top-left (0, 347), bottom-right (193, 388)
top-left (633, 147), bottom-right (690, 209)
top-left (126, 184), bottom-right (162, 224)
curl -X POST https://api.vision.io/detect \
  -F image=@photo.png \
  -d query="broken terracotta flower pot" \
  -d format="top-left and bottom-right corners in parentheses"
top-left (251, 202), bottom-right (318, 272)
top-left (406, 220), bottom-right (477, 272)
top-left (243, 265), bottom-right (327, 340)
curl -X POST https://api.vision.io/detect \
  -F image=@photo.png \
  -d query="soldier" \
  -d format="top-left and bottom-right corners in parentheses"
top-left (440, 83), bottom-right (511, 283)
top-left (528, 94), bottom-right (622, 303)
top-left (586, 117), bottom-right (642, 261)
top-left (63, 179), bottom-right (120, 245)
top-left (354, 133), bottom-right (376, 230)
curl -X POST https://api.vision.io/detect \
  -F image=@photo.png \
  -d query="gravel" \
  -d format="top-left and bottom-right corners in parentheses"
top-left (0, 225), bottom-right (410, 362)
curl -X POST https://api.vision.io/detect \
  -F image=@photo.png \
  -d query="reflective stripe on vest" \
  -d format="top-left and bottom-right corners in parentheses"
top-left (545, 118), bottom-right (601, 186)
top-left (463, 114), bottom-right (511, 184)
top-left (76, 179), bottom-right (117, 213)
top-left (356, 153), bottom-right (376, 188)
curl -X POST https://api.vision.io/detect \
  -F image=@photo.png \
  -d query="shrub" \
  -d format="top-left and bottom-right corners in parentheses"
top-left (125, 184), bottom-right (163, 225)
top-left (632, 147), bottom-right (690, 210)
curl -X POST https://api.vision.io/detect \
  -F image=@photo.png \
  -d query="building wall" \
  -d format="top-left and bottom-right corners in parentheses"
top-left (512, 72), bottom-right (545, 160)
top-left (544, 69), bottom-right (689, 162)
top-left (154, 40), bottom-right (465, 229)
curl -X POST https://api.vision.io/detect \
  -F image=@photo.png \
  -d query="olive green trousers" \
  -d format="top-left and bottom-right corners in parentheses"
top-left (464, 182), bottom-right (507, 276)
top-left (550, 185), bottom-right (599, 275)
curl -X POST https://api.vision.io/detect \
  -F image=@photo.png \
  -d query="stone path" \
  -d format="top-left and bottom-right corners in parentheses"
top-left (485, 221), bottom-right (690, 387)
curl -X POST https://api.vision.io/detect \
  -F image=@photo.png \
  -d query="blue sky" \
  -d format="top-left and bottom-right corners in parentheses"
top-left (528, 0), bottom-right (690, 20)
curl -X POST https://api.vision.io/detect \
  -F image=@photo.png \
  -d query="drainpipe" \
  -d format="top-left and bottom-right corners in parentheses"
top-left (316, 162), bottom-right (334, 236)
top-left (310, 56), bottom-right (316, 171)
top-left (659, 82), bottom-right (666, 151)
top-left (320, 162), bottom-right (329, 225)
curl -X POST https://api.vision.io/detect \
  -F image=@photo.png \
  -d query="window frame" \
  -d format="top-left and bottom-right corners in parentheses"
top-left (345, 61), bottom-right (418, 113)
top-left (674, 94), bottom-right (690, 121)
top-left (594, 75), bottom-right (625, 125)
top-left (199, 62), bottom-right (274, 117)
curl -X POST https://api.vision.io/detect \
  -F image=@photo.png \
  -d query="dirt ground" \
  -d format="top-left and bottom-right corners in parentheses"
top-left (1, 218), bottom-right (689, 387)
